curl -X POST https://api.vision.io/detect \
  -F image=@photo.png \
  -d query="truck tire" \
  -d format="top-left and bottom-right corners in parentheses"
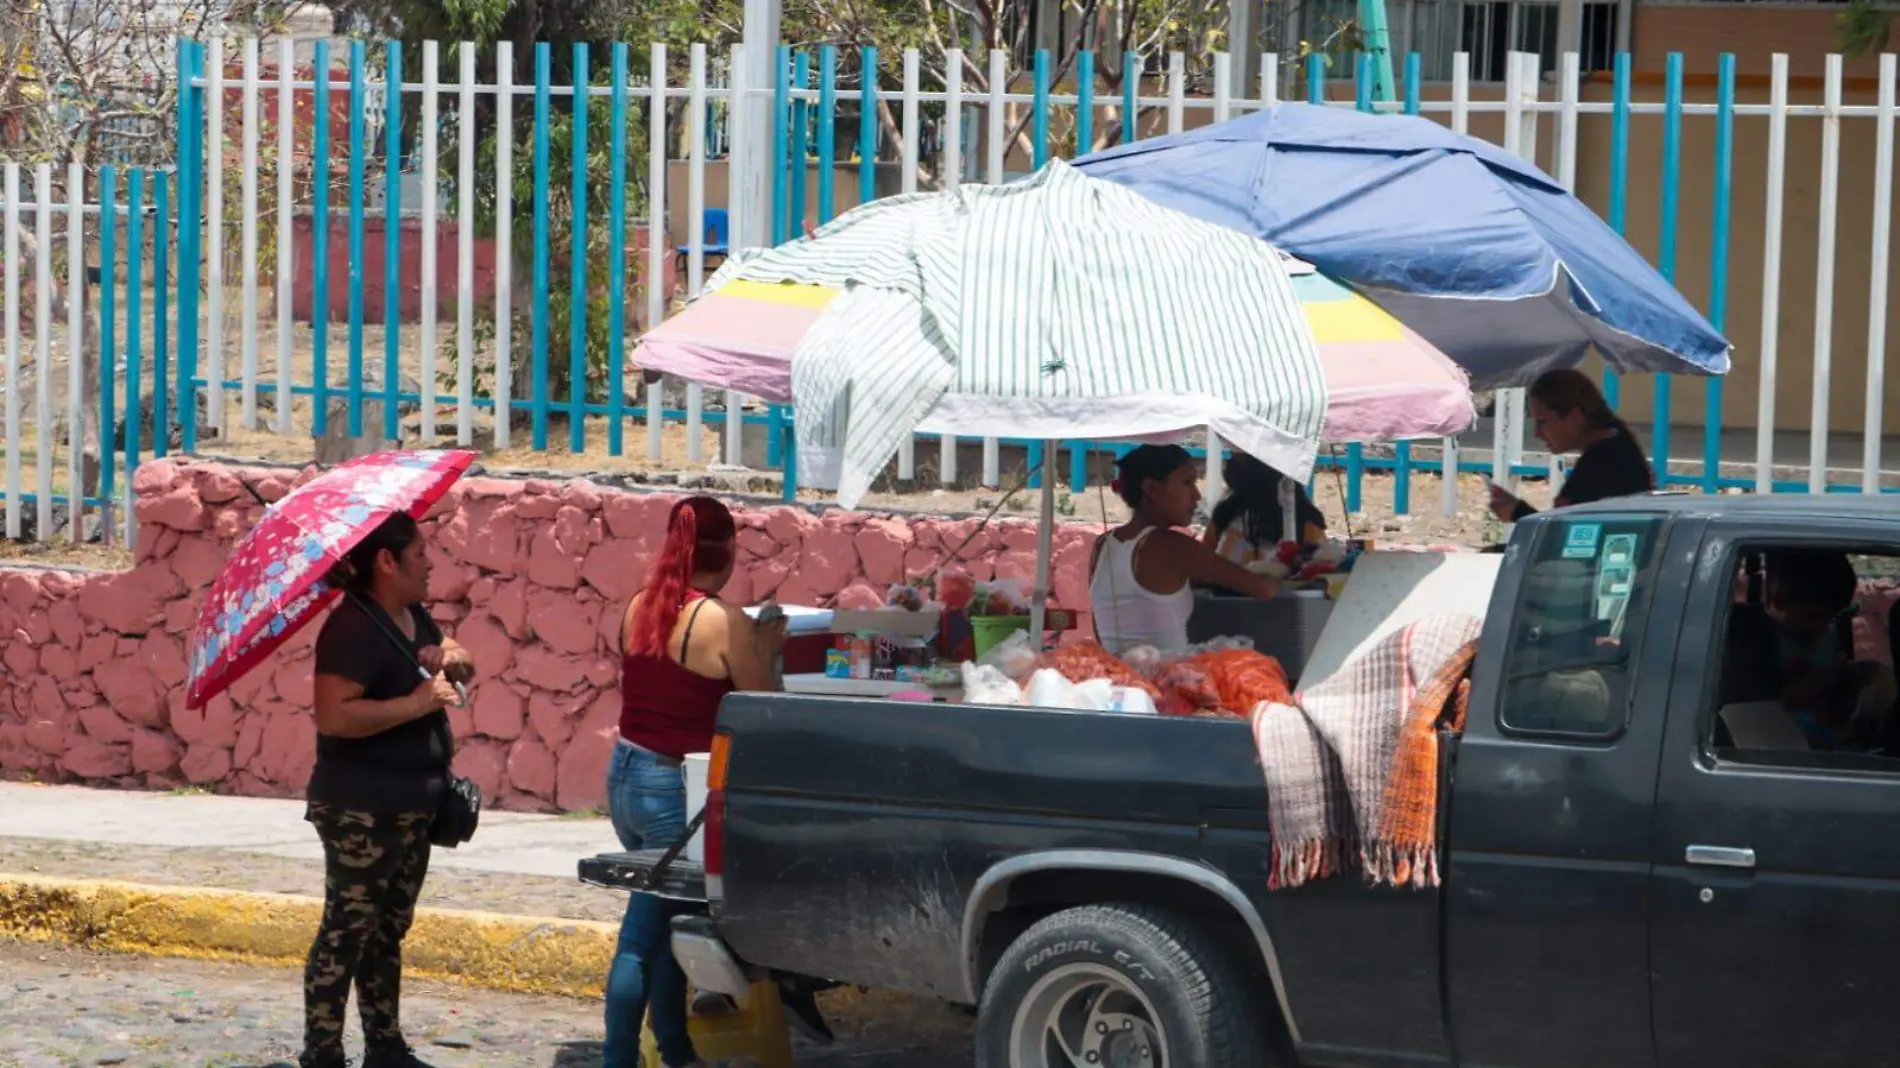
top-left (975, 903), bottom-right (1273, 1068)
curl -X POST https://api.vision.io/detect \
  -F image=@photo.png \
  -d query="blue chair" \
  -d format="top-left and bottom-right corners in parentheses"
top-left (676, 207), bottom-right (730, 277)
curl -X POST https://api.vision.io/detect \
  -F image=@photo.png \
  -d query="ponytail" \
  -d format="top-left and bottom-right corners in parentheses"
top-left (626, 496), bottom-right (737, 658)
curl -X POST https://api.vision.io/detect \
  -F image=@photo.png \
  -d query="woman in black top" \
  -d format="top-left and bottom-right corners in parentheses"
top-left (301, 512), bottom-right (473, 1068)
top-left (1489, 369), bottom-right (1654, 523)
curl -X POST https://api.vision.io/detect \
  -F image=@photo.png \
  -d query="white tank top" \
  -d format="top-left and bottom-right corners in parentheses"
top-left (1088, 528), bottom-right (1196, 655)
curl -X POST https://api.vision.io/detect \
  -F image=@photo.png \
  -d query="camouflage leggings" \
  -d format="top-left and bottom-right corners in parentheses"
top-left (302, 804), bottom-right (434, 1060)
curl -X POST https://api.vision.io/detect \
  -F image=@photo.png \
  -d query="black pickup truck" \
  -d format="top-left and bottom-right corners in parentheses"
top-left (583, 495), bottom-right (1900, 1068)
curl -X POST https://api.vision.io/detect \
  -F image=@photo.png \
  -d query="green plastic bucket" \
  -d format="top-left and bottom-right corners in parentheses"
top-left (970, 615), bottom-right (1032, 657)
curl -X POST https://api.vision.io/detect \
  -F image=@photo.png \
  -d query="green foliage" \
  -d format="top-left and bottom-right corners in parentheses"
top-left (1836, 0), bottom-right (1892, 57)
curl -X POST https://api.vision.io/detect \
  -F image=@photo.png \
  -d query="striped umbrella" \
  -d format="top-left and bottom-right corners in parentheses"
top-left (635, 175), bottom-right (1472, 488)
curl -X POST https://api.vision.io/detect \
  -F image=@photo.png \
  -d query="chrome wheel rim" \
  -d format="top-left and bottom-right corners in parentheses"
top-left (1008, 961), bottom-right (1168, 1068)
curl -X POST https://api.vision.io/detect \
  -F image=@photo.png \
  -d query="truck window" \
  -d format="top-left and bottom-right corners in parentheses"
top-left (1498, 514), bottom-right (1662, 738)
top-left (1706, 547), bottom-right (1900, 772)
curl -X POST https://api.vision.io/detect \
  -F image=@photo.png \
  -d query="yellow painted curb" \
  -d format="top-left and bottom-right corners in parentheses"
top-left (0, 873), bottom-right (615, 998)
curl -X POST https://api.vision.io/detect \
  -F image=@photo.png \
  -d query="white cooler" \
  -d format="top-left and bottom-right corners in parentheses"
top-left (682, 752), bottom-right (711, 863)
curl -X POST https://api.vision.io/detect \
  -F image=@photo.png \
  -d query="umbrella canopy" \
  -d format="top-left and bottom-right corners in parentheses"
top-left (634, 163), bottom-right (1466, 501)
top-left (184, 449), bottom-right (476, 710)
top-left (663, 161), bottom-right (1333, 509)
top-left (1071, 103), bottom-right (1732, 388)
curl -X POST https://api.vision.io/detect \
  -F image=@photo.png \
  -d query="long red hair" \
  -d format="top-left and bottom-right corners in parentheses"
top-left (626, 496), bottom-right (738, 658)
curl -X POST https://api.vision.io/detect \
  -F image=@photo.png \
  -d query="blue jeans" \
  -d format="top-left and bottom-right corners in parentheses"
top-left (603, 740), bottom-right (699, 1068)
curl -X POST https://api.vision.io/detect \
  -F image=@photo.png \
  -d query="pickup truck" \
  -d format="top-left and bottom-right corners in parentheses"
top-left (583, 495), bottom-right (1900, 1068)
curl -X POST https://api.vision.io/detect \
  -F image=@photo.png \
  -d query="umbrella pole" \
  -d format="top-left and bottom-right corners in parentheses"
top-left (1030, 439), bottom-right (1057, 648)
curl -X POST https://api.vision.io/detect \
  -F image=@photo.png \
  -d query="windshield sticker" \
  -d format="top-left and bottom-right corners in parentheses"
top-left (1562, 522), bottom-right (1603, 560)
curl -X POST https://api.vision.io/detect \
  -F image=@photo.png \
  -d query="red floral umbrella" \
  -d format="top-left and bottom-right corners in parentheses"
top-left (184, 448), bottom-right (477, 711)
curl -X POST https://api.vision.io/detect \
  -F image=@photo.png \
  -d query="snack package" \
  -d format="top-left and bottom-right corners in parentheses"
top-left (1154, 660), bottom-right (1222, 716)
top-left (1034, 640), bottom-right (1161, 697)
top-left (961, 661), bottom-right (1024, 706)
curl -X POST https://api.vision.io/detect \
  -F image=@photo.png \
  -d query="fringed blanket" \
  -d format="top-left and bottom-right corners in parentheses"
top-left (1251, 614), bottom-right (1483, 890)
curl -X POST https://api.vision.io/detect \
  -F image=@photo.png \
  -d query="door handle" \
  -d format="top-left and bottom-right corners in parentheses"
top-left (1686, 845), bottom-right (1756, 870)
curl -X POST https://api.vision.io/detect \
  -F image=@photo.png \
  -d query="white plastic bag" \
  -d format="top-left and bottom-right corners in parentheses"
top-left (977, 629), bottom-right (1040, 682)
top-left (1025, 668), bottom-right (1094, 710)
top-left (961, 661), bottom-right (1024, 706)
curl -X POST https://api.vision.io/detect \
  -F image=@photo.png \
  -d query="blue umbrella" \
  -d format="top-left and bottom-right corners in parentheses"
top-left (1072, 103), bottom-right (1731, 388)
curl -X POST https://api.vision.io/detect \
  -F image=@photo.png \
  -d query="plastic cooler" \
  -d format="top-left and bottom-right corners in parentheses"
top-left (1187, 591), bottom-right (1335, 685)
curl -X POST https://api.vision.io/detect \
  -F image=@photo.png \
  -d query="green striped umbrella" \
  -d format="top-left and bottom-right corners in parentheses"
top-left (707, 160), bottom-right (1330, 510)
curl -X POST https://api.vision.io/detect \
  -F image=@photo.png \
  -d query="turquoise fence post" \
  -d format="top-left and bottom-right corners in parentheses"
top-left (384, 40), bottom-right (404, 444)
top-left (1656, 52), bottom-right (1682, 482)
top-left (531, 42), bottom-right (551, 451)
top-left (569, 42), bottom-right (590, 453)
top-left (790, 51), bottom-right (810, 235)
top-left (1306, 53), bottom-right (1324, 105)
top-left (1029, 48), bottom-right (1050, 490)
top-left (98, 167), bottom-right (117, 507)
top-left (154, 171), bottom-right (170, 458)
top-left (608, 42), bottom-right (628, 457)
top-left (1122, 52), bottom-right (1137, 143)
top-left (312, 40), bottom-right (331, 436)
top-left (772, 44), bottom-right (790, 245)
top-left (126, 170), bottom-right (145, 478)
top-left (1605, 51), bottom-right (1630, 410)
top-left (1070, 50), bottom-right (1095, 495)
top-left (177, 41), bottom-right (202, 453)
top-left (1705, 53), bottom-right (1734, 494)
top-left (347, 40), bottom-right (367, 438)
top-left (817, 45), bottom-right (837, 223)
top-left (1393, 51), bottom-right (1422, 515)
top-left (859, 46), bottom-right (877, 205)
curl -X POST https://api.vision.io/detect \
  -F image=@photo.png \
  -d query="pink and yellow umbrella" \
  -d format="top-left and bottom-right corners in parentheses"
top-left (633, 258), bottom-right (1474, 443)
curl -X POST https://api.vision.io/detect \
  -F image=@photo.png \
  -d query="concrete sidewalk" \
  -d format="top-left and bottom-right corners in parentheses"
top-left (0, 780), bottom-right (625, 997)
top-left (0, 780), bottom-right (621, 880)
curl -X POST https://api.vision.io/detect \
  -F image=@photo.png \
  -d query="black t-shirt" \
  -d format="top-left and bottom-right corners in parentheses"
top-left (1513, 428), bottom-right (1654, 521)
top-left (307, 595), bottom-right (450, 814)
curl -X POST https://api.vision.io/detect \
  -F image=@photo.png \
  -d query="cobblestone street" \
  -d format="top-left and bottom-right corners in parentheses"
top-left (0, 941), bottom-right (973, 1068)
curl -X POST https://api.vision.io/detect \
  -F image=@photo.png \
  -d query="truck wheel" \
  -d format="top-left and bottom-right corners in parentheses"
top-left (975, 903), bottom-right (1272, 1068)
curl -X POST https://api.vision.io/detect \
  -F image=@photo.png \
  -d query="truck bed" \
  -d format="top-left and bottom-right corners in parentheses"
top-left (706, 693), bottom-right (1449, 1059)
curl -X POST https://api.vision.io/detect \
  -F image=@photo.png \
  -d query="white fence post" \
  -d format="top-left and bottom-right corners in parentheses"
top-left (494, 40), bottom-right (515, 450)
top-left (1811, 54), bottom-right (1843, 493)
top-left (420, 39), bottom-right (440, 445)
top-left (33, 163), bottom-right (52, 539)
top-left (941, 48), bottom-right (963, 487)
top-left (1866, 54), bottom-right (1895, 494)
top-left (898, 47), bottom-right (920, 481)
top-left (982, 48), bottom-right (1005, 489)
top-left (686, 43), bottom-right (708, 464)
top-left (726, 44), bottom-right (750, 468)
top-left (240, 37), bottom-right (260, 430)
top-left (207, 37), bottom-right (226, 432)
top-left (1757, 53), bottom-right (1788, 494)
top-left (3, 163), bottom-right (19, 540)
top-left (274, 37), bottom-right (295, 436)
top-left (457, 41), bottom-right (477, 446)
top-left (66, 163), bottom-right (84, 543)
top-left (646, 42), bottom-right (668, 463)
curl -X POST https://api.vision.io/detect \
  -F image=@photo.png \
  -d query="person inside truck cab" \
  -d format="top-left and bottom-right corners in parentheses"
top-left (605, 495), bottom-right (787, 1068)
top-left (1488, 369), bottom-right (1654, 522)
top-left (1719, 550), bottom-right (1886, 751)
top-left (1090, 444), bottom-right (1280, 654)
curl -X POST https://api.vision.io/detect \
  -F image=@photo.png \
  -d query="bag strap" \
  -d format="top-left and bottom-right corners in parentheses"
top-left (640, 806), bottom-right (707, 892)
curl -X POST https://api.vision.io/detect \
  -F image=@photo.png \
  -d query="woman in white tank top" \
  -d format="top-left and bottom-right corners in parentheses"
top-left (1088, 445), bottom-right (1282, 655)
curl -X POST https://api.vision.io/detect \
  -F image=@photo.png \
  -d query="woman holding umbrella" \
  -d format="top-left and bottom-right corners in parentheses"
top-left (302, 510), bottom-right (474, 1068)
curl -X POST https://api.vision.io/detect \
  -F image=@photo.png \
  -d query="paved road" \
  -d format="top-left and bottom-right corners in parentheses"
top-left (0, 941), bottom-right (974, 1068)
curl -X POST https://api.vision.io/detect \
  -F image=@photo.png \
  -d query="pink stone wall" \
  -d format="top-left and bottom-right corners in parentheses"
top-left (0, 459), bottom-right (1099, 812)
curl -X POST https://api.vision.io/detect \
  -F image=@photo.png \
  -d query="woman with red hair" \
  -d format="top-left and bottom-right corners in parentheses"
top-left (603, 495), bottom-right (785, 1068)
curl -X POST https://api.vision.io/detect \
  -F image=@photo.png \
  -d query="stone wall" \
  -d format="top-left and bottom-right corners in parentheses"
top-left (0, 459), bottom-right (1098, 812)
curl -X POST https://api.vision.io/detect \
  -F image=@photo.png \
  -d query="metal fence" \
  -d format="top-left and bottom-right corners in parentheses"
top-left (5, 38), bottom-right (1900, 545)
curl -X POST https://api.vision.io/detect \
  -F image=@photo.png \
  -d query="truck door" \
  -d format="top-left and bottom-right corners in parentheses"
top-left (1649, 518), bottom-right (1900, 1068)
top-left (1445, 511), bottom-right (1689, 1068)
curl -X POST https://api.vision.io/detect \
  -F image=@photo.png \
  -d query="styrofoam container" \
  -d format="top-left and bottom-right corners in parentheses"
top-left (682, 752), bottom-right (711, 864)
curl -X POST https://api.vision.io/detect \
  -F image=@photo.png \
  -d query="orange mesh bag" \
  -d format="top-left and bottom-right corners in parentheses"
top-left (1034, 640), bottom-right (1161, 697)
top-left (1191, 648), bottom-right (1294, 714)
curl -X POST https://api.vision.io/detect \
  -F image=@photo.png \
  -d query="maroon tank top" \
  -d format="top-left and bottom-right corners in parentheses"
top-left (619, 592), bottom-right (736, 761)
